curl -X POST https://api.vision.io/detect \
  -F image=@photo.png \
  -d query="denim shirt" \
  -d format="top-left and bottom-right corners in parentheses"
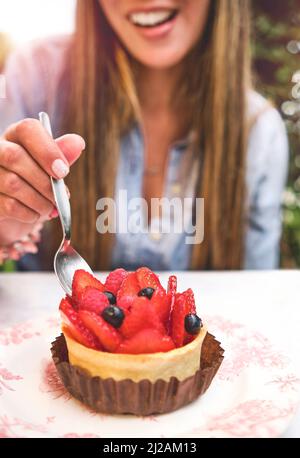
top-left (0, 37), bottom-right (289, 270)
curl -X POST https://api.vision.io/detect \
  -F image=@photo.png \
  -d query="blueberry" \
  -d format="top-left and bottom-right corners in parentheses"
top-left (138, 287), bottom-right (155, 299)
top-left (184, 314), bottom-right (203, 335)
top-left (103, 291), bottom-right (116, 305)
top-left (102, 305), bottom-right (125, 328)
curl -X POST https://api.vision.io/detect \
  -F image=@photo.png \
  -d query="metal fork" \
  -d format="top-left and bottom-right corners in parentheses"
top-left (39, 112), bottom-right (93, 295)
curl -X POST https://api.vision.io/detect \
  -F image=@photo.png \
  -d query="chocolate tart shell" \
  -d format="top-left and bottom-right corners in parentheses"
top-left (51, 333), bottom-right (224, 416)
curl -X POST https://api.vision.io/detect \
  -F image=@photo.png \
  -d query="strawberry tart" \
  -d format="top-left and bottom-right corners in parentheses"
top-left (51, 267), bottom-right (224, 415)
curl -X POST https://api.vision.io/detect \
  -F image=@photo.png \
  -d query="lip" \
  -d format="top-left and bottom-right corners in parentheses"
top-left (127, 4), bottom-right (179, 15)
top-left (127, 9), bottom-right (178, 39)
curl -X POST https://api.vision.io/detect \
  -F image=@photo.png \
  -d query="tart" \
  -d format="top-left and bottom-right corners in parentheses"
top-left (51, 267), bottom-right (224, 415)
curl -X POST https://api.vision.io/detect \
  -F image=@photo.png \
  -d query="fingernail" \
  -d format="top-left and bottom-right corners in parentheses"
top-left (65, 185), bottom-right (70, 199)
top-left (49, 208), bottom-right (59, 219)
top-left (51, 159), bottom-right (69, 178)
top-left (78, 137), bottom-right (86, 150)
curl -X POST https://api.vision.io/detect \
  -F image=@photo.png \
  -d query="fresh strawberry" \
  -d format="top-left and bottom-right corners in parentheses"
top-left (78, 287), bottom-right (109, 314)
top-left (116, 272), bottom-right (140, 307)
top-left (59, 298), bottom-right (101, 349)
top-left (72, 270), bottom-right (104, 305)
top-left (167, 275), bottom-right (177, 295)
top-left (136, 267), bottom-right (170, 322)
top-left (183, 288), bottom-right (197, 314)
top-left (184, 334), bottom-right (195, 345)
top-left (120, 296), bottom-right (166, 338)
top-left (170, 289), bottom-right (198, 347)
top-left (165, 275), bottom-right (177, 329)
top-left (104, 268), bottom-right (128, 295)
top-left (79, 310), bottom-right (122, 352)
top-left (151, 289), bottom-right (171, 324)
top-left (136, 267), bottom-right (165, 294)
top-left (170, 293), bottom-right (187, 347)
top-left (118, 329), bottom-right (175, 354)
top-left (117, 296), bottom-right (134, 312)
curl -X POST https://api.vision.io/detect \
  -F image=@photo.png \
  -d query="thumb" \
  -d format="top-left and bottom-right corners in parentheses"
top-left (55, 134), bottom-right (86, 166)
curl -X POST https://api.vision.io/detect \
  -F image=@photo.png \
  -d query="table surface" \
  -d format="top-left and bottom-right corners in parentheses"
top-left (0, 270), bottom-right (299, 438)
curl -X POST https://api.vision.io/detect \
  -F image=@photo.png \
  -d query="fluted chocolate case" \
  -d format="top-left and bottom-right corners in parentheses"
top-left (51, 333), bottom-right (224, 416)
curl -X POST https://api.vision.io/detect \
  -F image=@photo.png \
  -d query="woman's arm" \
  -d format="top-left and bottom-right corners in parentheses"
top-left (0, 39), bottom-right (85, 260)
top-left (244, 105), bottom-right (289, 269)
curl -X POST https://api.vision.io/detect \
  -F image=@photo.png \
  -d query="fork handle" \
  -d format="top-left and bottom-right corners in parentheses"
top-left (39, 112), bottom-right (71, 241)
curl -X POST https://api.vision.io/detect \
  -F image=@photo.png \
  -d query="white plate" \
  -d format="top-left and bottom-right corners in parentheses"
top-left (0, 315), bottom-right (299, 438)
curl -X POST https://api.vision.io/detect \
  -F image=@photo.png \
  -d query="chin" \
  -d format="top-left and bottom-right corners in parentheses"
top-left (131, 47), bottom-right (187, 69)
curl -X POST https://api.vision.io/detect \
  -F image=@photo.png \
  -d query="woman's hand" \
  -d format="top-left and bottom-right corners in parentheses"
top-left (0, 118), bottom-right (85, 246)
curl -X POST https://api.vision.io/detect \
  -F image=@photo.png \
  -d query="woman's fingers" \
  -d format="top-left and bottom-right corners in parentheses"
top-left (0, 136), bottom-right (82, 204)
top-left (0, 167), bottom-right (54, 218)
top-left (0, 140), bottom-right (55, 204)
top-left (3, 118), bottom-right (84, 179)
top-left (0, 119), bottom-right (85, 245)
top-left (55, 134), bottom-right (86, 166)
top-left (0, 193), bottom-right (40, 224)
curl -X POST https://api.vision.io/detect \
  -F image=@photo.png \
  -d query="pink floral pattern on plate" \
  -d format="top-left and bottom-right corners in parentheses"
top-left (206, 315), bottom-right (289, 381)
top-left (0, 364), bottom-right (22, 395)
top-left (0, 415), bottom-right (100, 439)
top-left (39, 358), bottom-right (108, 418)
top-left (0, 321), bottom-right (41, 346)
top-left (266, 375), bottom-right (300, 393)
top-left (0, 415), bottom-right (47, 438)
top-left (0, 315), bottom-right (299, 438)
top-left (62, 433), bottom-right (100, 438)
top-left (39, 359), bottom-right (70, 401)
top-left (193, 400), bottom-right (297, 438)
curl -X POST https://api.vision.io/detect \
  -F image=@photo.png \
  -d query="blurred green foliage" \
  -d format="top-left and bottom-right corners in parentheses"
top-left (0, 260), bottom-right (15, 272)
top-left (252, 0), bottom-right (300, 267)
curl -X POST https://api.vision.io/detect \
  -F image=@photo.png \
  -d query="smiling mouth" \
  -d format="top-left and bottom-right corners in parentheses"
top-left (128, 9), bottom-right (179, 28)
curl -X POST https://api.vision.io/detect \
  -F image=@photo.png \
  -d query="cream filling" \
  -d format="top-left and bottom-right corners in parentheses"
top-left (65, 326), bottom-right (207, 383)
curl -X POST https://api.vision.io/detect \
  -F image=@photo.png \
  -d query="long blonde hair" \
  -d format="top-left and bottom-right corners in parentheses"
top-left (56, 0), bottom-right (251, 270)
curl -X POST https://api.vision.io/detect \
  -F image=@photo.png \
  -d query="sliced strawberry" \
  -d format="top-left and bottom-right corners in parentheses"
top-left (151, 289), bottom-right (171, 324)
top-left (118, 329), bottom-right (175, 354)
top-left (183, 288), bottom-right (197, 314)
top-left (72, 270), bottom-right (105, 305)
top-left (120, 296), bottom-right (165, 338)
top-left (136, 267), bottom-right (165, 294)
top-left (136, 267), bottom-right (170, 322)
top-left (165, 275), bottom-right (177, 329)
top-left (170, 293), bottom-right (187, 348)
top-left (167, 275), bottom-right (177, 295)
top-left (117, 296), bottom-right (134, 312)
top-left (104, 268), bottom-right (128, 295)
top-left (79, 310), bottom-right (122, 352)
top-left (78, 287), bottom-right (109, 314)
top-left (59, 298), bottom-right (101, 349)
top-left (116, 272), bottom-right (140, 307)
top-left (184, 333), bottom-right (196, 345)
top-left (170, 289), bottom-right (198, 347)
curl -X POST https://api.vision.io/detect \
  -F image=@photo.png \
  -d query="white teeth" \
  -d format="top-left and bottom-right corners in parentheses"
top-left (129, 10), bottom-right (174, 27)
